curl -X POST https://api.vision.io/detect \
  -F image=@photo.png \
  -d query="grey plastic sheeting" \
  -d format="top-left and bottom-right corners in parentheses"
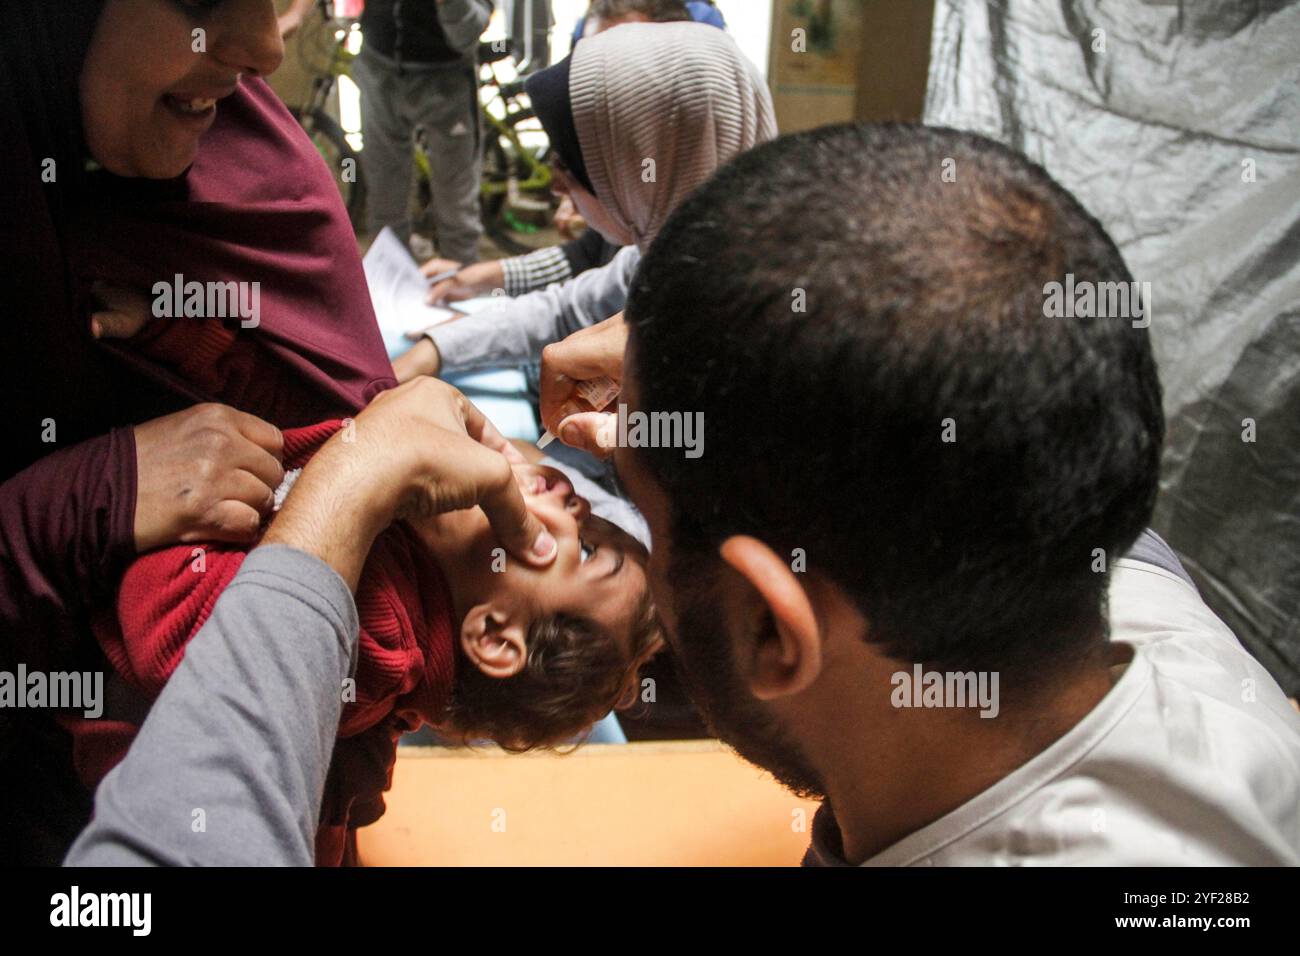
top-left (923, 0), bottom-right (1300, 693)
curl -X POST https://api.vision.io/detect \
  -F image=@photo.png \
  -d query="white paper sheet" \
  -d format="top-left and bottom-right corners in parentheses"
top-left (362, 226), bottom-right (462, 354)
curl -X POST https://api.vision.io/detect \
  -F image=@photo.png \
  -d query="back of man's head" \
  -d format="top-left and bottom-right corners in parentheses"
top-left (626, 122), bottom-right (1164, 679)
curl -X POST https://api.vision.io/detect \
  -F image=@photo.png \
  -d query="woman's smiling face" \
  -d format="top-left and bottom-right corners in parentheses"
top-left (79, 0), bottom-right (283, 178)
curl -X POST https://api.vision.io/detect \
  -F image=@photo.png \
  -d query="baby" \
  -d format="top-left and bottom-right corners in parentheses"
top-left (62, 419), bottom-right (662, 865)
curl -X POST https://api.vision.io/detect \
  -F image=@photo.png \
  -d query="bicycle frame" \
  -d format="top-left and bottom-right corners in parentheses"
top-left (297, 12), bottom-right (359, 133)
top-left (295, 2), bottom-right (554, 246)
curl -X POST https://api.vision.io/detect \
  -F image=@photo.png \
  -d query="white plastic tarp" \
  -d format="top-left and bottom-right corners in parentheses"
top-left (923, 0), bottom-right (1300, 693)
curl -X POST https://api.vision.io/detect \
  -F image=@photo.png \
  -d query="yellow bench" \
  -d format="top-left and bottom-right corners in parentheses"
top-left (358, 740), bottom-right (822, 866)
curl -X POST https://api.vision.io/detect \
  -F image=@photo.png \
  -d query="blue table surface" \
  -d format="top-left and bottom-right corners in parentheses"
top-left (381, 297), bottom-right (539, 442)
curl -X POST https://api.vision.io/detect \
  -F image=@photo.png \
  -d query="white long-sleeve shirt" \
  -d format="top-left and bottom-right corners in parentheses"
top-left (429, 245), bottom-right (640, 371)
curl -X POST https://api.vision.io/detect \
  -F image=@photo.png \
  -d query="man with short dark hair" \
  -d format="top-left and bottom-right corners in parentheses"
top-left (545, 123), bottom-right (1300, 865)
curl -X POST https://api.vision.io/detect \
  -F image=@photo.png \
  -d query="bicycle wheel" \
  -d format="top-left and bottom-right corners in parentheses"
top-left (292, 107), bottom-right (367, 232)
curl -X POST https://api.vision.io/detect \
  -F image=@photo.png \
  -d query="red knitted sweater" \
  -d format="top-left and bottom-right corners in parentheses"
top-left (62, 421), bottom-right (457, 865)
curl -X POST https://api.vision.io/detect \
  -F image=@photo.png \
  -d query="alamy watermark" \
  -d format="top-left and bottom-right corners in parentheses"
top-left (891, 664), bottom-right (1000, 718)
top-left (50, 886), bottom-right (150, 936)
top-left (1, 664), bottom-right (102, 718)
top-left (1043, 273), bottom-right (1150, 329)
top-left (594, 403), bottom-right (704, 459)
top-left (152, 273), bottom-right (260, 328)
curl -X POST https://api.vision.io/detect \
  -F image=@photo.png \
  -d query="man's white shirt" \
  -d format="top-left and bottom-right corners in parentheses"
top-left (805, 557), bottom-right (1300, 865)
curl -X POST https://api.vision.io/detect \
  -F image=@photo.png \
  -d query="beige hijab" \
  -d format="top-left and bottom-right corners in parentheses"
top-left (569, 21), bottom-right (778, 253)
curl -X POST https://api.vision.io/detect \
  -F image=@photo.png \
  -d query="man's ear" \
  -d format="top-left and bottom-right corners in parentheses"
top-left (460, 603), bottom-right (528, 679)
top-left (718, 535), bottom-right (822, 701)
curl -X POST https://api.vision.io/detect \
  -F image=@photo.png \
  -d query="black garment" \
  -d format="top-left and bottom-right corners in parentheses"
top-left (0, 0), bottom-right (186, 866)
top-left (562, 226), bottom-right (621, 275)
top-left (524, 55), bottom-right (594, 194)
top-left (361, 0), bottom-right (465, 65)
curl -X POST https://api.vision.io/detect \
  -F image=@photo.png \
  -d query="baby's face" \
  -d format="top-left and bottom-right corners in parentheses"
top-left (466, 465), bottom-right (652, 655)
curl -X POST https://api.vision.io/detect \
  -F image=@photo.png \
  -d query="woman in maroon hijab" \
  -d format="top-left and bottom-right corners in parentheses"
top-left (0, 0), bottom-right (396, 860)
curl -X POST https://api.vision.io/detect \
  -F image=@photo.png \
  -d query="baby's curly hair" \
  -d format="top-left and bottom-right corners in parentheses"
top-left (443, 588), bottom-right (663, 751)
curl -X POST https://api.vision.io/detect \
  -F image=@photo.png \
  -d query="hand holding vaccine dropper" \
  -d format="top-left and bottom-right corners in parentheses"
top-left (537, 376), bottom-right (620, 449)
top-left (538, 315), bottom-right (629, 455)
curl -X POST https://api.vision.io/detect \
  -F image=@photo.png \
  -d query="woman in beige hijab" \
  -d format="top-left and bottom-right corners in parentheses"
top-left (395, 20), bottom-right (777, 380)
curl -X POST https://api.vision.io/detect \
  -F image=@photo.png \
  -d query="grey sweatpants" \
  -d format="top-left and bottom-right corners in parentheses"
top-left (353, 46), bottom-right (484, 263)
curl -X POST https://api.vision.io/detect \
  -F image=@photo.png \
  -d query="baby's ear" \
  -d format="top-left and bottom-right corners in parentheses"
top-left (460, 603), bottom-right (528, 679)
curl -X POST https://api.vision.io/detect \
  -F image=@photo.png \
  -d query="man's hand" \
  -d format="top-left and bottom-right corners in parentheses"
top-left (263, 378), bottom-right (555, 589)
top-left (540, 313), bottom-right (628, 456)
top-left (392, 337), bottom-right (442, 382)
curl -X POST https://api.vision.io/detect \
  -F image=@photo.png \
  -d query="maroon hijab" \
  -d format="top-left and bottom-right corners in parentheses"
top-left (2, 0), bottom-right (394, 478)
top-left (69, 77), bottom-right (396, 427)
top-left (0, 1), bottom-right (394, 862)
top-left (0, 0), bottom-right (395, 660)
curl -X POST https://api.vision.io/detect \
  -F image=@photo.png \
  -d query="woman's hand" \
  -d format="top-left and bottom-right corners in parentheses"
top-left (393, 336), bottom-right (442, 383)
top-left (553, 196), bottom-right (585, 240)
top-left (278, 0), bottom-right (312, 38)
top-left (420, 258), bottom-right (505, 305)
top-left (263, 378), bottom-right (555, 589)
top-left (90, 282), bottom-right (152, 339)
top-left (133, 404), bottom-right (285, 553)
top-left (540, 313), bottom-right (628, 456)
